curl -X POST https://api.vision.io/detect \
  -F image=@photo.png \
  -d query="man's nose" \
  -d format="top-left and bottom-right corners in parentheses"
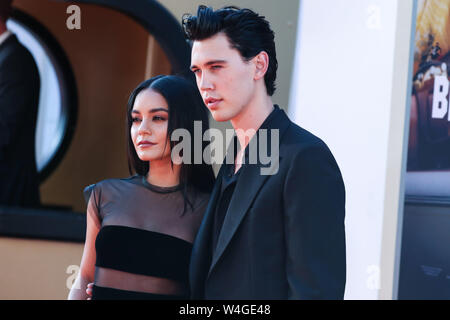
top-left (199, 73), bottom-right (214, 91)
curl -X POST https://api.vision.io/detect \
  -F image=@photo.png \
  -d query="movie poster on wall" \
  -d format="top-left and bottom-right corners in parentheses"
top-left (405, 0), bottom-right (450, 197)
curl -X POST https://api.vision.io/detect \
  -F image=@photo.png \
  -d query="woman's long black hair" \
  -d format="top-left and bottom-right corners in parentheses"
top-left (126, 75), bottom-right (215, 214)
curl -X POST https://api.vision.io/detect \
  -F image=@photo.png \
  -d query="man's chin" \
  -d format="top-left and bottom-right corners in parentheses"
top-left (210, 110), bottom-right (233, 122)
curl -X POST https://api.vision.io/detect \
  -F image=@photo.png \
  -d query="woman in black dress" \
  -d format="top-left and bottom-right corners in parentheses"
top-left (68, 75), bottom-right (215, 300)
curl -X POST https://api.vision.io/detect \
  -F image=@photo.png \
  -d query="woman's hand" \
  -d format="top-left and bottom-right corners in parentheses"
top-left (86, 283), bottom-right (94, 300)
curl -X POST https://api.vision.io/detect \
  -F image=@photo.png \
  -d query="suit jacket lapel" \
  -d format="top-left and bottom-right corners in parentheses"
top-left (207, 108), bottom-right (291, 278)
top-left (189, 163), bottom-right (225, 297)
top-left (207, 162), bottom-right (273, 277)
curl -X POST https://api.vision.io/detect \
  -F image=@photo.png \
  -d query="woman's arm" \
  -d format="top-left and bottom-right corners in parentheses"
top-left (68, 194), bottom-right (101, 300)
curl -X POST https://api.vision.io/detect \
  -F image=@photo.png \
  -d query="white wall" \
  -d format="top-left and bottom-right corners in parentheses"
top-left (288, 0), bottom-right (415, 299)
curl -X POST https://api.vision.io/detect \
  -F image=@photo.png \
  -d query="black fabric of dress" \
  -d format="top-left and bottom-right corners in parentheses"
top-left (91, 284), bottom-right (186, 300)
top-left (95, 225), bottom-right (193, 284)
top-left (83, 174), bottom-right (210, 300)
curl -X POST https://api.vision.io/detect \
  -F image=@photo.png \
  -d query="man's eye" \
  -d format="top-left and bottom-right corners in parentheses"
top-left (192, 69), bottom-right (201, 74)
top-left (212, 65), bottom-right (222, 70)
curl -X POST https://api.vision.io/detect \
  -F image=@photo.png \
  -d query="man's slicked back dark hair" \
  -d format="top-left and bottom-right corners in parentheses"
top-left (182, 5), bottom-right (277, 96)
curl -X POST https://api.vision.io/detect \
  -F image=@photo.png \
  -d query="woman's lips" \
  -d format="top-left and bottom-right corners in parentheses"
top-left (138, 141), bottom-right (156, 148)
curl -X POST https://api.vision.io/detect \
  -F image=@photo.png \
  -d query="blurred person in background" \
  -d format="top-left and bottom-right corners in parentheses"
top-left (0, 0), bottom-right (41, 207)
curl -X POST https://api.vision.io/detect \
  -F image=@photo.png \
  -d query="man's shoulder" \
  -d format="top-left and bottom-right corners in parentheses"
top-left (278, 121), bottom-right (343, 183)
top-left (281, 120), bottom-right (330, 155)
top-left (0, 35), bottom-right (37, 72)
top-left (1, 35), bottom-right (23, 56)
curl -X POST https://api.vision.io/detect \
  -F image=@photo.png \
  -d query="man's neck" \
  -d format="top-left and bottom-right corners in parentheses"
top-left (230, 93), bottom-right (274, 154)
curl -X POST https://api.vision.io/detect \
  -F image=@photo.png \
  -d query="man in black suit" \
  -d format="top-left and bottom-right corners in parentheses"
top-left (183, 6), bottom-right (346, 299)
top-left (0, 0), bottom-right (41, 207)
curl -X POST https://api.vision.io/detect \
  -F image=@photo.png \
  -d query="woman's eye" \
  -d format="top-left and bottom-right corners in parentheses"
top-left (153, 116), bottom-right (166, 121)
top-left (212, 65), bottom-right (222, 70)
top-left (132, 118), bottom-right (141, 123)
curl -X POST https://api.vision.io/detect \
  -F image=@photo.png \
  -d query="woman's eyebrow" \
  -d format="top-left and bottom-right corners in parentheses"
top-left (149, 108), bottom-right (168, 113)
top-left (131, 108), bottom-right (168, 114)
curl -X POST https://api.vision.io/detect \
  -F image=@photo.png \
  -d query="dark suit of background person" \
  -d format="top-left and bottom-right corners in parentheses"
top-left (189, 105), bottom-right (346, 300)
top-left (0, 32), bottom-right (41, 207)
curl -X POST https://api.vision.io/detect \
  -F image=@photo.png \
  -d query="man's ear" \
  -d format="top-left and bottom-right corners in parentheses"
top-left (253, 51), bottom-right (269, 80)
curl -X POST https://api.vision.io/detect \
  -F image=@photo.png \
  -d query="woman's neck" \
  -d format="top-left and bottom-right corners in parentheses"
top-left (146, 157), bottom-right (181, 187)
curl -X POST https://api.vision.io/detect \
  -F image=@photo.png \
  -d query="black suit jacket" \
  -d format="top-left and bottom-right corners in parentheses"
top-left (189, 106), bottom-right (346, 299)
top-left (0, 34), bottom-right (40, 207)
